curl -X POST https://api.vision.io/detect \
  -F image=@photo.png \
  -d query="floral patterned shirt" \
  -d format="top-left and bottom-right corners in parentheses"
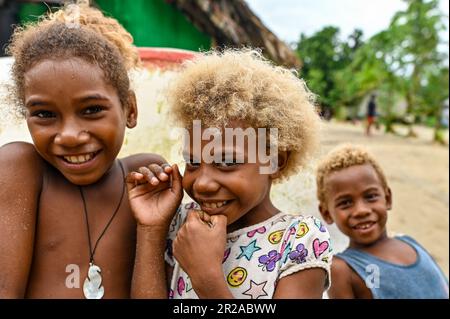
top-left (165, 202), bottom-right (332, 299)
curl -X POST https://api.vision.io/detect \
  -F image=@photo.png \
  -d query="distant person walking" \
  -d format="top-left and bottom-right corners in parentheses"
top-left (366, 94), bottom-right (377, 136)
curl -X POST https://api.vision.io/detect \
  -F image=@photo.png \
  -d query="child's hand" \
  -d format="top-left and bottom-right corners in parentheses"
top-left (126, 163), bottom-right (183, 229)
top-left (173, 211), bottom-right (227, 286)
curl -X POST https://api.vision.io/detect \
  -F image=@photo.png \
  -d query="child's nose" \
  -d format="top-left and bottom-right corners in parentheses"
top-left (54, 124), bottom-right (89, 147)
top-left (193, 166), bottom-right (220, 194)
top-left (353, 200), bottom-right (371, 217)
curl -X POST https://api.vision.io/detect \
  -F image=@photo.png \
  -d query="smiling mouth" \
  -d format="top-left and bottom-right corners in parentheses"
top-left (352, 221), bottom-right (376, 230)
top-left (60, 151), bottom-right (100, 164)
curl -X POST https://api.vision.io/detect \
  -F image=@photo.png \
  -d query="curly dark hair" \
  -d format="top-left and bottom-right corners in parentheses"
top-left (6, 1), bottom-right (140, 114)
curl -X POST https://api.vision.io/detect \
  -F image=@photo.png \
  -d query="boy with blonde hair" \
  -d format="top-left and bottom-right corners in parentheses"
top-left (316, 144), bottom-right (448, 299)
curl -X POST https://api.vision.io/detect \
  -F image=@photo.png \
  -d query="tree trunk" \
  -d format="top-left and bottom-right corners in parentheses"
top-left (384, 118), bottom-right (396, 134)
top-left (433, 104), bottom-right (446, 145)
top-left (405, 90), bottom-right (417, 137)
top-left (383, 87), bottom-right (397, 134)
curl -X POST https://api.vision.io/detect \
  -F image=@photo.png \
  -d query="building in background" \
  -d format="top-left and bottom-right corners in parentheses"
top-left (0, 0), bottom-right (299, 67)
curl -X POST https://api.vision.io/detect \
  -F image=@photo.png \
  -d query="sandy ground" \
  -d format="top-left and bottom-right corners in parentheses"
top-left (320, 121), bottom-right (449, 277)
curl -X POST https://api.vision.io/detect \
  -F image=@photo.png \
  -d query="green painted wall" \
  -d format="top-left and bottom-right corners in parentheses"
top-left (18, 0), bottom-right (212, 51)
top-left (18, 3), bottom-right (48, 24)
top-left (96, 0), bottom-right (211, 51)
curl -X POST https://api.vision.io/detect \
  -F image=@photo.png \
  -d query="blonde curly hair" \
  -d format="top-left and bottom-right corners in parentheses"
top-left (168, 48), bottom-right (322, 182)
top-left (316, 144), bottom-right (389, 204)
top-left (7, 0), bottom-right (140, 113)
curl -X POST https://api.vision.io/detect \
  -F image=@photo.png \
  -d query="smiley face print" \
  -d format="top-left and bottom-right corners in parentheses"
top-left (227, 267), bottom-right (248, 287)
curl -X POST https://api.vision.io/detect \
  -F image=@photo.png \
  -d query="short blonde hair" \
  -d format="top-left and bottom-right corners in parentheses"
top-left (316, 144), bottom-right (389, 204)
top-left (168, 48), bottom-right (321, 181)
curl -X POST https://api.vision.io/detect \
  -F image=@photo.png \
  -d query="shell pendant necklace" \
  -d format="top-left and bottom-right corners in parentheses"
top-left (78, 160), bottom-right (125, 299)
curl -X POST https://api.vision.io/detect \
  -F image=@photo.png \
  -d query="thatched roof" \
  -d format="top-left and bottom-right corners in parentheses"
top-left (167, 0), bottom-right (300, 68)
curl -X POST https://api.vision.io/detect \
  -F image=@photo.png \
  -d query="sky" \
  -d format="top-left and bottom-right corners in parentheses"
top-left (246, 0), bottom-right (449, 46)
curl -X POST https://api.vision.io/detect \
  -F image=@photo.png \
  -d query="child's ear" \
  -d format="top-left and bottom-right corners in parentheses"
top-left (319, 203), bottom-right (334, 225)
top-left (385, 187), bottom-right (393, 210)
top-left (269, 151), bottom-right (290, 179)
top-left (125, 90), bottom-right (138, 128)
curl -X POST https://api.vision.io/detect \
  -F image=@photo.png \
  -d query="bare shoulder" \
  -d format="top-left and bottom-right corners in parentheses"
top-left (0, 141), bottom-right (45, 181)
top-left (0, 141), bottom-right (44, 162)
top-left (0, 141), bottom-right (45, 195)
top-left (0, 141), bottom-right (45, 227)
top-left (120, 153), bottom-right (167, 172)
top-left (0, 142), bottom-right (45, 297)
top-left (327, 256), bottom-right (355, 299)
top-left (331, 256), bottom-right (353, 275)
top-left (274, 267), bottom-right (328, 298)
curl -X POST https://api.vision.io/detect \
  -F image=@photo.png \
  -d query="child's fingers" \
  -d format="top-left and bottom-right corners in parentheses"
top-left (210, 214), bottom-right (227, 228)
top-left (198, 210), bottom-right (212, 225)
top-left (186, 209), bottom-right (206, 225)
top-left (186, 209), bottom-right (199, 222)
top-left (187, 209), bottom-right (214, 228)
top-left (162, 163), bottom-right (173, 174)
top-left (170, 164), bottom-right (183, 195)
top-left (148, 163), bottom-right (169, 182)
top-left (138, 166), bottom-right (159, 185)
top-left (125, 172), bottom-right (144, 191)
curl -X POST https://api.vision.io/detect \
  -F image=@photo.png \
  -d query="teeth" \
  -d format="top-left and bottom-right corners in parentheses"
top-left (355, 222), bottom-right (373, 229)
top-left (202, 201), bottom-right (228, 209)
top-left (64, 153), bottom-right (94, 164)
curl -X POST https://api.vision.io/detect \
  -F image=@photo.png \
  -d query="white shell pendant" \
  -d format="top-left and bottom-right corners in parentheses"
top-left (83, 263), bottom-right (105, 299)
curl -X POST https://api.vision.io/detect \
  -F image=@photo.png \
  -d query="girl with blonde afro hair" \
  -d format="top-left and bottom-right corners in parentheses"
top-left (126, 49), bottom-right (332, 299)
top-left (168, 48), bottom-right (321, 182)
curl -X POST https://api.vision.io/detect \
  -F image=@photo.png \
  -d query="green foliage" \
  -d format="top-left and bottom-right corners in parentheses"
top-left (295, 0), bottom-right (449, 142)
top-left (296, 27), bottom-right (364, 109)
top-left (389, 0), bottom-right (446, 116)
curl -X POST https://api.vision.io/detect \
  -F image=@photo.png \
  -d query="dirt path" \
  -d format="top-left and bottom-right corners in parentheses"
top-left (321, 121), bottom-right (449, 276)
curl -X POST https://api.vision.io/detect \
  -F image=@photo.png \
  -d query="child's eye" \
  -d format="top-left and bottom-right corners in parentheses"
top-left (214, 161), bottom-right (238, 168)
top-left (32, 110), bottom-right (56, 119)
top-left (337, 199), bottom-right (352, 208)
top-left (83, 106), bottom-right (104, 115)
top-left (366, 193), bottom-right (379, 201)
top-left (214, 156), bottom-right (241, 168)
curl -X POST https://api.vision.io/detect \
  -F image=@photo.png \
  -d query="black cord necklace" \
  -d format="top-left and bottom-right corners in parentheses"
top-left (78, 160), bottom-right (125, 299)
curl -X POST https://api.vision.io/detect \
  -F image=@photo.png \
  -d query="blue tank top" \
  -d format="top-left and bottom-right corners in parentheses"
top-left (336, 235), bottom-right (449, 299)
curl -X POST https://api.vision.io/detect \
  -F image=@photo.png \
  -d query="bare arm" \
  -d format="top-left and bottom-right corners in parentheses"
top-left (124, 154), bottom-right (171, 298)
top-left (326, 258), bottom-right (355, 299)
top-left (273, 268), bottom-right (327, 298)
top-left (126, 162), bottom-right (183, 298)
top-left (131, 225), bottom-right (169, 298)
top-left (0, 142), bottom-right (43, 298)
